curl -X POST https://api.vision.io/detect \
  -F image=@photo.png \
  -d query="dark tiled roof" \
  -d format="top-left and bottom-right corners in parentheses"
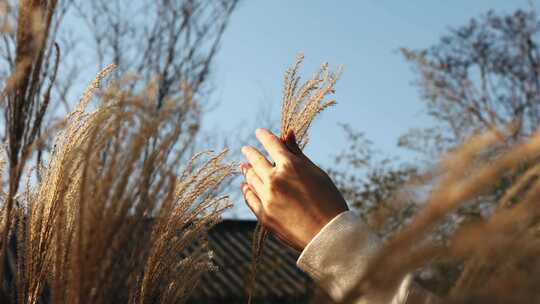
top-left (2, 219), bottom-right (317, 303)
top-left (190, 220), bottom-right (315, 303)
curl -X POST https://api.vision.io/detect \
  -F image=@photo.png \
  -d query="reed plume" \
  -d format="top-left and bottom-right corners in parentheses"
top-left (280, 53), bottom-right (342, 149)
top-left (0, 1), bottom-right (252, 303)
top-left (1, 0), bottom-right (59, 279)
top-left (1, 3), bottom-right (235, 302)
top-left (5, 64), bottom-right (235, 304)
top-left (248, 54), bottom-right (342, 303)
top-left (340, 127), bottom-right (540, 303)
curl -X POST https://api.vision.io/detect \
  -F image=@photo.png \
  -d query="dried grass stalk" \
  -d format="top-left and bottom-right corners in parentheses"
top-left (280, 53), bottom-right (342, 149)
top-left (1, 0), bottom-right (60, 279)
top-left (5, 65), bottom-right (235, 304)
top-left (341, 127), bottom-right (540, 303)
top-left (2, 2), bottom-right (236, 303)
top-left (248, 54), bottom-right (342, 303)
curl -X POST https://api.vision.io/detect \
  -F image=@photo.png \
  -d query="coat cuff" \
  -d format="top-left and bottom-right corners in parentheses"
top-left (296, 211), bottom-right (380, 302)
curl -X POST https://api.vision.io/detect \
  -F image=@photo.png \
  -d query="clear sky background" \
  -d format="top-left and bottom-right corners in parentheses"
top-left (207, 0), bottom-right (536, 218)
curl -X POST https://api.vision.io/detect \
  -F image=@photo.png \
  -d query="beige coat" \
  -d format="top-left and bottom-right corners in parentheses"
top-left (296, 211), bottom-right (439, 304)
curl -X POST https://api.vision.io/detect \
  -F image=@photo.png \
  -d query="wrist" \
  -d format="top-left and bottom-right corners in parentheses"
top-left (302, 210), bottom-right (350, 250)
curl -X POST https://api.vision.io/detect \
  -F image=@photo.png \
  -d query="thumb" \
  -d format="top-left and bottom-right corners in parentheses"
top-left (283, 130), bottom-right (318, 167)
top-left (283, 130), bottom-right (303, 156)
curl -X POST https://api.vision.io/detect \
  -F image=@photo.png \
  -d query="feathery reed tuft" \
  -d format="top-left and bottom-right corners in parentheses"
top-left (1, 2), bottom-right (236, 303)
top-left (280, 53), bottom-right (342, 149)
top-left (341, 127), bottom-right (540, 303)
top-left (248, 54), bottom-right (342, 303)
top-left (3, 60), bottom-right (235, 304)
top-left (1, 0), bottom-right (60, 279)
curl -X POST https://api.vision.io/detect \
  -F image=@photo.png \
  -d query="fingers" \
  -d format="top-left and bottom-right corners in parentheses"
top-left (241, 182), bottom-right (262, 217)
top-left (240, 163), bottom-right (264, 195)
top-left (241, 145), bottom-right (273, 178)
top-left (255, 128), bottom-right (292, 165)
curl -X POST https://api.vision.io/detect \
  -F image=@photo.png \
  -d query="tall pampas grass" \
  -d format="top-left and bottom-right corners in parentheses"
top-left (248, 54), bottom-right (342, 303)
top-left (7, 64), bottom-right (235, 304)
top-left (1, 3), bottom-right (235, 303)
top-left (1, 0), bottom-right (60, 279)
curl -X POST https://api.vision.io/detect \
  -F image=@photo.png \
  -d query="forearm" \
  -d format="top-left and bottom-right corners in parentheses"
top-left (296, 211), bottom-right (438, 304)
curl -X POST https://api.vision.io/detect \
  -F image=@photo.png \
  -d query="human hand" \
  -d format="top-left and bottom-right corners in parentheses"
top-left (240, 128), bottom-right (349, 251)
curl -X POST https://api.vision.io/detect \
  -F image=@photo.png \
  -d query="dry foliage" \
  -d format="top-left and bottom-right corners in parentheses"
top-left (13, 66), bottom-right (234, 304)
top-left (3, 62), bottom-right (236, 304)
top-left (324, 9), bottom-right (540, 304)
top-left (1, 0), bottom-right (60, 279)
top-left (248, 54), bottom-right (342, 303)
top-left (328, 124), bottom-right (420, 239)
top-left (338, 127), bottom-right (540, 303)
top-left (280, 54), bottom-right (342, 149)
top-left (399, 9), bottom-right (540, 160)
top-left (0, 1), bottom-right (235, 303)
top-left (2, 66), bottom-right (235, 304)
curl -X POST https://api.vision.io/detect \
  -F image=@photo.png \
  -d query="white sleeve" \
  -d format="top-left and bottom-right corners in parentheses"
top-left (296, 211), bottom-right (434, 304)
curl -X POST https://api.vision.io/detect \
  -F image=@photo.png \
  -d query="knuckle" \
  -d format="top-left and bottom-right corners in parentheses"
top-left (280, 157), bottom-right (294, 169)
top-left (255, 153), bottom-right (265, 162)
top-left (246, 168), bottom-right (261, 184)
top-left (280, 156), bottom-right (301, 173)
top-left (245, 168), bottom-right (254, 180)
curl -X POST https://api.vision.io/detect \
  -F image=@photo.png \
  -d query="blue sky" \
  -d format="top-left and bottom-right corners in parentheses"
top-left (208, 0), bottom-right (535, 217)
